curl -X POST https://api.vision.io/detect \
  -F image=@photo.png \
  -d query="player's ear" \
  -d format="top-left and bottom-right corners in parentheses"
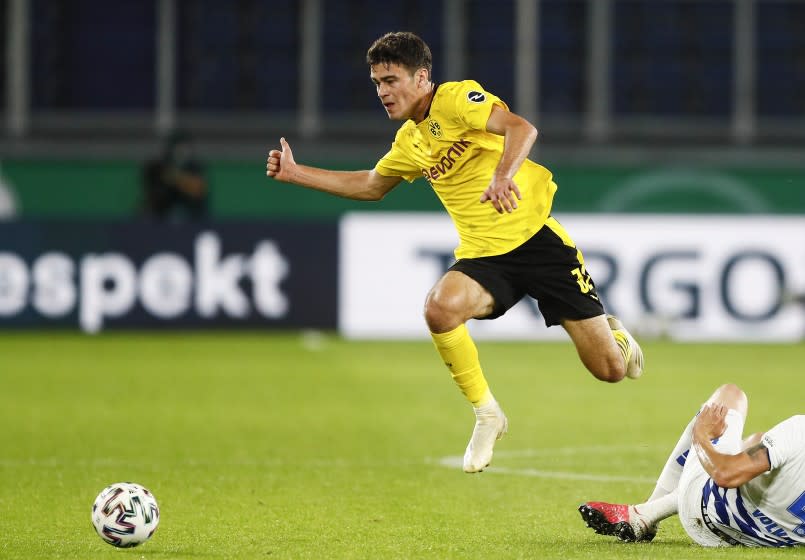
top-left (417, 68), bottom-right (428, 87)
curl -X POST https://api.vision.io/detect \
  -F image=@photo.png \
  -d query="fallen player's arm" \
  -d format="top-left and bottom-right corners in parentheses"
top-left (742, 432), bottom-right (765, 450)
top-left (692, 404), bottom-right (771, 489)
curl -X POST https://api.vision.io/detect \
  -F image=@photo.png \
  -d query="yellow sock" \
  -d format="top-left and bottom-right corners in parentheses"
top-left (611, 329), bottom-right (632, 367)
top-left (431, 324), bottom-right (492, 407)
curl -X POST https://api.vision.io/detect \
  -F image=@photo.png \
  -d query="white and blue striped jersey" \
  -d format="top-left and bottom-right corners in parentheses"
top-left (701, 415), bottom-right (805, 547)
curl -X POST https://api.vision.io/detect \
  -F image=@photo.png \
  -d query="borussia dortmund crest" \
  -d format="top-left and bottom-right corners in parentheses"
top-left (428, 119), bottom-right (443, 139)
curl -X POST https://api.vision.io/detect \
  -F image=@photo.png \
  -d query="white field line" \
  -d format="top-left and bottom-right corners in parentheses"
top-left (429, 445), bottom-right (665, 484)
top-left (1, 445), bottom-right (665, 484)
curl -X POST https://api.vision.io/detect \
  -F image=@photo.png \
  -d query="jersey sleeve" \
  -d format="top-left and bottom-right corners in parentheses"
top-left (449, 80), bottom-right (509, 132)
top-left (761, 415), bottom-right (805, 470)
top-left (374, 140), bottom-right (420, 183)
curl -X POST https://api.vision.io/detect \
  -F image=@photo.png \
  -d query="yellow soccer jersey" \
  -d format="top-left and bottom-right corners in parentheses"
top-left (375, 79), bottom-right (556, 259)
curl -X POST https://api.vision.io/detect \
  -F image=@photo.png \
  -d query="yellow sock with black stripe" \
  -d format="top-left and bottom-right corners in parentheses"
top-left (431, 324), bottom-right (492, 407)
top-left (611, 329), bottom-right (632, 367)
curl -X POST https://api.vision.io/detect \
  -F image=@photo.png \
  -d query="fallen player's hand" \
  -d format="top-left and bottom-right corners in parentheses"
top-left (480, 176), bottom-right (522, 214)
top-left (266, 137), bottom-right (296, 182)
top-left (694, 403), bottom-right (728, 441)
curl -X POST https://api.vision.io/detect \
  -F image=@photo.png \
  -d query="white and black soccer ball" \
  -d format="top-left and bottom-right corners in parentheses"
top-left (91, 482), bottom-right (160, 548)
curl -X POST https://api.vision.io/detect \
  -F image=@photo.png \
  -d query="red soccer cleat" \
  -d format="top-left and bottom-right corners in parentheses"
top-left (578, 501), bottom-right (657, 542)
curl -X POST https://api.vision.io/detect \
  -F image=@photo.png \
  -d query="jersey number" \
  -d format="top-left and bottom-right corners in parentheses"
top-left (571, 265), bottom-right (594, 294)
top-left (786, 491), bottom-right (805, 537)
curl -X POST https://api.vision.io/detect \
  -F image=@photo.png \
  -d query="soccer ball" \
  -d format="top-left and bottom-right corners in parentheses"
top-left (91, 482), bottom-right (160, 548)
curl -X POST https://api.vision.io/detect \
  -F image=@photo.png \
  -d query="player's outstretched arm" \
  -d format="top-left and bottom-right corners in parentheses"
top-left (266, 137), bottom-right (401, 201)
top-left (480, 106), bottom-right (538, 214)
top-left (692, 404), bottom-right (771, 488)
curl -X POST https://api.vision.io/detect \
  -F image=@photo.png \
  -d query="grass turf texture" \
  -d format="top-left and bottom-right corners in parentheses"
top-left (1, 333), bottom-right (803, 559)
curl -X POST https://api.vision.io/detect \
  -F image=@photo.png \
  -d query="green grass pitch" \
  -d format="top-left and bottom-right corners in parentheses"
top-left (1, 332), bottom-right (803, 559)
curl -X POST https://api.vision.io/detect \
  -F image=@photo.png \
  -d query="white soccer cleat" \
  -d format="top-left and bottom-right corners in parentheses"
top-left (463, 400), bottom-right (508, 473)
top-left (607, 315), bottom-right (645, 380)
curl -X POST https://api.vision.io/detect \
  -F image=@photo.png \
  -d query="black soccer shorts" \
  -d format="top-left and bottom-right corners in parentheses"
top-left (448, 216), bottom-right (605, 327)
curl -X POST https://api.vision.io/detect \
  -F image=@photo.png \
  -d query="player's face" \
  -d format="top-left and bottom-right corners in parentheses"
top-left (370, 63), bottom-right (429, 121)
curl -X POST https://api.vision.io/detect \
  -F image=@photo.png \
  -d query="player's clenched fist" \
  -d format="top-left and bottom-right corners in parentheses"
top-left (266, 137), bottom-right (295, 182)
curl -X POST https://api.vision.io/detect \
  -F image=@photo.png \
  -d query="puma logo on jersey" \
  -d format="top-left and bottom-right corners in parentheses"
top-left (467, 91), bottom-right (486, 103)
top-left (421, 140), bottom-right (472, 182)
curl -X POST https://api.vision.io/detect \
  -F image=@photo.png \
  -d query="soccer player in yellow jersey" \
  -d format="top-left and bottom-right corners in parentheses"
top-left (266, 31), bottom-right (644, 473)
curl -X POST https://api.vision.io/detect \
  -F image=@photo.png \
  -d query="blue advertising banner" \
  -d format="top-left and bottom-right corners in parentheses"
top-left (0, 222), bottom-right (337, 332)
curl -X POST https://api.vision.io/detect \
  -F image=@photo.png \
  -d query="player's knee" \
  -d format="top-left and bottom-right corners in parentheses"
top-left (711, 383), bottom-right (748, 415)
top-left (716, 383), bottom-right (744, 397)
top-left (424, 291), bottom-right (468, 333)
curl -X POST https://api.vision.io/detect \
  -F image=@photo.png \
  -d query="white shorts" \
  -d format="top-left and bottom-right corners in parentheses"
top-left (677, 408), bottom-right (746, 547)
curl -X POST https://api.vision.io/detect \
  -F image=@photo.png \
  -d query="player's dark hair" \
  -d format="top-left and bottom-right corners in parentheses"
top-left (366, 32), bottom-right (432, 78)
